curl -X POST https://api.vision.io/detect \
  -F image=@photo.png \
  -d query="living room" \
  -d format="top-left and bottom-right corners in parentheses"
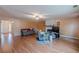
top-left (0, 5), bottom-right (79, 53)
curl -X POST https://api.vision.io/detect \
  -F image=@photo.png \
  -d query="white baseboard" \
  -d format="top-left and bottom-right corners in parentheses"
top-left (60, 35), bottom-right (79, 40)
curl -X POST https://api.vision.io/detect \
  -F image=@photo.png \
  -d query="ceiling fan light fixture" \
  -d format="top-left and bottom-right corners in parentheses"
top-left (32, 13), bottom-right (45, 20)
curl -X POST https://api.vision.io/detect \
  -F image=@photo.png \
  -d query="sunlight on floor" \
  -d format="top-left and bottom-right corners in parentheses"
top-left (1, 33), bottom-right (13, 52)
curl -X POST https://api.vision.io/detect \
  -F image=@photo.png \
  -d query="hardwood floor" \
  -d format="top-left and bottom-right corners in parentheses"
top-left (0, 34), bottom-right (79, 53)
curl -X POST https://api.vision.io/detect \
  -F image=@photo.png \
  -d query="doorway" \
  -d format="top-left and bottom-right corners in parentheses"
top-left (1, 20), bottom-right (12, 34)
top-left (1, 20), bottom-right (13, 51)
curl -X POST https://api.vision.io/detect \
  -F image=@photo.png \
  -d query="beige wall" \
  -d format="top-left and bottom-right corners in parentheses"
top-left (12, 20), bottom-right (26, 36)
top-left (0, 19), bottom-right (45, 36)
top-left (46, 18), bottom-right (79, 39)
top-left (12, 20), bottom-right (45, 36)
top-left (1, 17), bottom-right (79, 39)
top-left (46, 19), bottom-right (58, 25)
top-left (0, 20), bottom-right (1, 38)
top-left (60, 18), bottom-right (79, 38)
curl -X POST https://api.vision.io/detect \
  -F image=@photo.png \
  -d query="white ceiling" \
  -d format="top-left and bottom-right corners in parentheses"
top-left (0, 5), bottom-right (79, 20)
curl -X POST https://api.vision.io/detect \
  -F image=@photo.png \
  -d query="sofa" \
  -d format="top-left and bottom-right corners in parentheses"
top-left (21, 28), bottom-right (35, 36)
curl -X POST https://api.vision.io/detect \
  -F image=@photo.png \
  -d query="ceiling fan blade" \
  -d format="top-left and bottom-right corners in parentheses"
top-left (25, 14), bottom-right (33, 18)
top-left (73, 5), bottom-right (78, 8)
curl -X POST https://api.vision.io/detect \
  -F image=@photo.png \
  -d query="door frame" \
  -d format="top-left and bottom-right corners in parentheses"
top-left (1, 20), bottom-right (12, 34)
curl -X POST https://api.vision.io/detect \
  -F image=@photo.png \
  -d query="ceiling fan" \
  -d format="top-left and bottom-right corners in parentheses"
top-left (24, 12), bottom-right (47, 20)
top-left (73, 5), bottom-right (78, 8)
